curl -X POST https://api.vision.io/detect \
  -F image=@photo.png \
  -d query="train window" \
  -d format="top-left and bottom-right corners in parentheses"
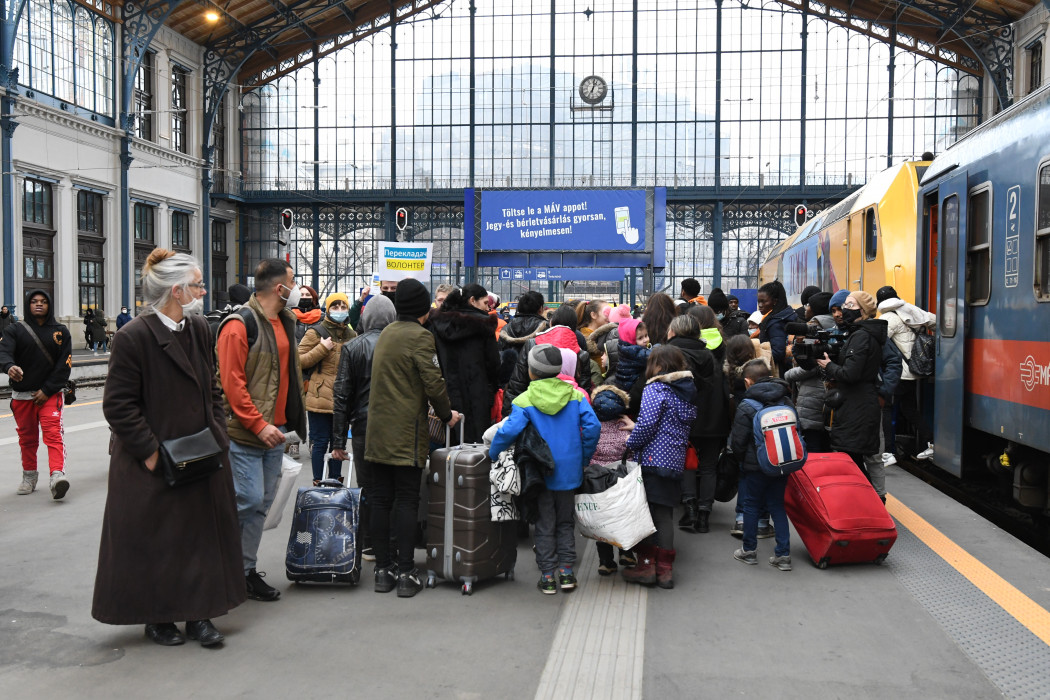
top-left (966, 187), bottom-right (991, 305)
top-left (864, 208), bottom-right (878, 262)
top-left (940, 195), bottom-right (959, 337)
top-left (1037, 162), bottom-right (1050, 301)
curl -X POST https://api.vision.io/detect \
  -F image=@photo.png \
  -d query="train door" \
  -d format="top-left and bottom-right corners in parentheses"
top-left (933, 173), bottom-right (967, 476)
top-left (847, 213), bottom-right (865, 290)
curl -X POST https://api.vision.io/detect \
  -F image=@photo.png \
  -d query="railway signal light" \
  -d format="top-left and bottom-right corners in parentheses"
top-left (280, 208), bottom-right (294, 232)
top-left (395, 207), bottom-right (408, 232)
top-left (794, 204), bottom-right (808, 228)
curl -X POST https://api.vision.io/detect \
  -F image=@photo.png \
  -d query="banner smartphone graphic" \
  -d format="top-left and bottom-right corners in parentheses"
top-left (614, 206), bottom-right (631, 235)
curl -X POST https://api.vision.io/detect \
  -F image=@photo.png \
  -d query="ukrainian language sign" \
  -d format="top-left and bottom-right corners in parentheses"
top-left (479, 190), bottom-right (647, 251)
top-left (375, 242), bottom-right (432, 282)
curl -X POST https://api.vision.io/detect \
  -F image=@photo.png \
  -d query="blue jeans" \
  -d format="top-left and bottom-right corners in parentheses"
top-left (230, 433), bottom-right (286, 573)
top-left (308, 411), bottom-right (341, 481)
top-left (740, 470), bottom-right (790, 557)
top-left (734, 470), bottom-right (770, 527)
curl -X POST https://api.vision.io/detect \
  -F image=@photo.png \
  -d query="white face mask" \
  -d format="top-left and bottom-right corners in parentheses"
top-left (279, 283), bottom-right (302, 308)
top-left (181, 297), bottom-right (204, 316)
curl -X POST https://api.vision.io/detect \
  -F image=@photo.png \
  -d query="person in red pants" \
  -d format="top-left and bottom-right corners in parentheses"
top-left (0, 289), bottom-right (71, 498)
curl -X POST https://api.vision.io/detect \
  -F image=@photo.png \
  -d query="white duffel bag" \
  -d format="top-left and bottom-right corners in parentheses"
top-left (574, 460), bottom-right (656, 551)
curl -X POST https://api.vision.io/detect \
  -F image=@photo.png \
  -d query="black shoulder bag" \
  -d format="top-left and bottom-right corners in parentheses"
top-left (17, 320), bottom-right (76, 405)
top-left (157, 321), bottom-right (223, 487)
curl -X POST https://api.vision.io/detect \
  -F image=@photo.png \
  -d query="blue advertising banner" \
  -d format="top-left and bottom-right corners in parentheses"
top-left (479, 189), bottom-right (647, 251)
top-left (497, 267), bottom-right (626, 282)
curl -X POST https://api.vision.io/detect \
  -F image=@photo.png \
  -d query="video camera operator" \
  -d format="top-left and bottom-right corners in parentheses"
top-left (817, 291), bottom-right (889, 502)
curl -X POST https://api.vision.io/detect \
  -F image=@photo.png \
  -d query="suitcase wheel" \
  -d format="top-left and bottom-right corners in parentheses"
top-left (425, 574), bottom-right (436, 589)
top-left (874, 553), bottom-right (888, 565)
top-left (817, 557), bottom-right (830, 570)
top-left (505, 570), bottom-right (514, 581)
top-left (462, 582), bottom-right (473, 596)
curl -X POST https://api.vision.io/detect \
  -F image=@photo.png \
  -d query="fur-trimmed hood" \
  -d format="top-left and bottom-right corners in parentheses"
top-left (586, 321), bottom-right (619, 356)
top-left (591, 382), bottom-right (631, 421)
top-left (645, 369), bottom-right (697, 413)
top-left (591, 382), bottom-right (631, 403)
top-left (428, 306), bottom-right (497, 343)
top-left (499, 315), bottom-right (547, 345)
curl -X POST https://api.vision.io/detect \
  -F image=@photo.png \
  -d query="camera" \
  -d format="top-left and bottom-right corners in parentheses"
top-left (787, 322), bottom-right (845, 369)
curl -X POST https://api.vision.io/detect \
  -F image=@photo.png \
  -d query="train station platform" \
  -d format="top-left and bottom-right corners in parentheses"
top-left (1, 387), bottom-right (1049, 699)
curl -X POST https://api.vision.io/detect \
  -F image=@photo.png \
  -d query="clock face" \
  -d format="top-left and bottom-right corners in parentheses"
top-left (579, 75), bottom-right (608, 105)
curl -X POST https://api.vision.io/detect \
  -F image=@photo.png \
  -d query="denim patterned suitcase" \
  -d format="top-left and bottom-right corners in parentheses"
top-left (425, 422), bottom-right (517, 595)
top-left (285, 477), bottom-right (361, 585)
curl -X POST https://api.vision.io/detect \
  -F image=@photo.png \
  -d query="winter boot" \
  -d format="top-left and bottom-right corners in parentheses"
top-left (678, 499), bottom-right (700, 533)
top-left (655, 548), bottom-right (676, 589)
top-left (696, 510), bottom-right (710, 533)
top-left (621, 545), bottom-right (656, 586)
top-left (17, 470), bottom-right (38, 495)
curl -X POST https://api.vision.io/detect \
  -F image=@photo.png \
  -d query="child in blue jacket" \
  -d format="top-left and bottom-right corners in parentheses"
top-left (490, 344), bottom-right (601, 595)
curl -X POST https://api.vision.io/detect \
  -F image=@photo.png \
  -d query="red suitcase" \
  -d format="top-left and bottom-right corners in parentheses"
top-left (784, 452), bottom-right (897, 568)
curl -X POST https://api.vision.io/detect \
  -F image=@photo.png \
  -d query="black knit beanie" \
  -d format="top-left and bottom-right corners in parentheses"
top-left (875, 286), bottom-right (899, 306)
top-left (808, 291), bottom-right (832, 317)
top-left (395, 279), bottom-right (432, 318)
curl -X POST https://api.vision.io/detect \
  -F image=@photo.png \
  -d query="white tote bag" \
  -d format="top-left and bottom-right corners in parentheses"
top-left (262, 454), bottom-right (303, 531)
top-left (574, 461), bottom-right (656, 551)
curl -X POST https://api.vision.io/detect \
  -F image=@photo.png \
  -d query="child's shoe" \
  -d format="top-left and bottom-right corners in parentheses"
top-left (730, 520), bottom-right (743, 538)
top-left (655, 548), bottom-right (675, 589)
top-left (597, 560), bottom-right (618, 576)
top-left (618, 550), bottom-right (636, 568)
top-left (757, 521), bottom-right (774, 539)
top-left (557, 566), bottom-right (577, 591)
top-left (621, 546), bottom-right (657, 585)
top-left (733, 548), bottom-right (758, 565)
top-left (537, 572), bottom-right (558, 595)
top-left (769, 555), bottom-right (792, 571)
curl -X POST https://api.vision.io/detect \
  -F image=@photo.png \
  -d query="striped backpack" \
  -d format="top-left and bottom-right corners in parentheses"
top-left (741, 399), bottom-right (808, 477)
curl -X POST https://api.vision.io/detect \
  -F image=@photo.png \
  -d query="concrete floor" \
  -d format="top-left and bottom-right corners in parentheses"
top-left (2, 388), bottom-right (1045, 699)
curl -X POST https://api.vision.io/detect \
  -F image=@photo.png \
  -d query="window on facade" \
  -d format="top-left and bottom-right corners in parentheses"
top-left (13, 0), bottom-right (114, 116)
top-left (134, 203), bottom-right (154, 242)
top-left (1036, 163), bottom-right (1050, 301)
top-left (172, 211), bottom-right (190, 251)
top-left (79, 259), bottom-right (103, 314)
top-left (134, 51), bottom-right (154, 140)
top-left (77, 189), bottom-right (102, 233)
top-left (212, 96), bottom-right (226, 190)
top-left (23, 179), bottom-right (52, 227)
top-left (864, 207), bottom-right (878, 262)
top-left (212, 220), bottom-right (227, 254)
top-left (1029, 40), bottom-right (1044, 95)
top-left (966, 187), bottom-right (991, 305)
top-left (171, 66), bottom-right (188, 154)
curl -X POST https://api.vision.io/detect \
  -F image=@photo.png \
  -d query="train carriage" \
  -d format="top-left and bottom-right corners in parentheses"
top-left (760, 81), bottom-right (1050, 517)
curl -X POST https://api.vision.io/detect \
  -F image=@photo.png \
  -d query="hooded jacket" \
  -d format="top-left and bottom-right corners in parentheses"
top-left (877, 297), bottom-right (936, 381)
top-left (0, 289), bottom-right (71, 397)
top-left (586, 321), bottom-right (621, 374)
top-left (823, 318), bottom-right (886, 455)
top-left (730, 378), bottom-right (795, 473)
top-left (497, 314), bottom-right (547, 385)
top-left (666, 335), bottom-right (728, 439)
top-left (116, 309), bottom-right (133, 329)
top-left (610, 340), bottom-right (650, 393)
top-left (0, 307), bottom-right (16, 337)
top-left (590, 384), bottom-right (632, 465)
top-left (502, 325), bottom-right (592, 417)
top-left (625, 370), bottom-right (697, 479)
top-left (428, 305), bottom-right (501, 443)
top-left (489, 377), bottom-right (600, 491)
top-left (722, 309), bottom-right (751, 338)
top-left (330, 295), bottom-right (396, 449)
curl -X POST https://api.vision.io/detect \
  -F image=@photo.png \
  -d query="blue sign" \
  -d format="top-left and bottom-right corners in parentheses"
top-left (493, 267), bottom-right (626, 282)
top-left (479, 189), bottom-right (647, 252)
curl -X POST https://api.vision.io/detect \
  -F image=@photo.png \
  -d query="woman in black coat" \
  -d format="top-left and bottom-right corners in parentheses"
top-left (93, 249), bottom-right (244, 648)
top-left (497, 290), bottom-right (547, 386)
top-left (428, 283), bottom-right (501, 443)
top-left (666, 314), bottom-right (729, 533)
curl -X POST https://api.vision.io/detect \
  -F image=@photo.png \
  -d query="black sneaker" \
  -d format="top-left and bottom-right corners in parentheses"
top-left (557, 567), bottom-right (577, 591)
top-left (245, 569), bottom-right (280, 601)
top-left (597, 561), bottom-right (617, 576)
top-left (397, 568), bottom-right (424, 598)
top-left (374, 566), bottom-right (397, 593)
top-left (618, 551), bottom-right (637, 568)
top-left (757, 523), bottom-right (775, 539)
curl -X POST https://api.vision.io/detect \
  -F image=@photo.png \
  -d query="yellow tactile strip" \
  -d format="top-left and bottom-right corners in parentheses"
top-left (887, 493), bottom-right (1050, 648)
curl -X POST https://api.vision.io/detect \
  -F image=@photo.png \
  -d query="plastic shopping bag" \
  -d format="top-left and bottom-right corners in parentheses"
top-left (263, 454), bottom-right (303, 531)
top-left (574, 461), bottom-right (656, 551)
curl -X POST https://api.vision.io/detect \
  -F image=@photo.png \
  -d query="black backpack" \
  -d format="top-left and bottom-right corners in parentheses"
top-left (908, 326), bottom-right (935, 377)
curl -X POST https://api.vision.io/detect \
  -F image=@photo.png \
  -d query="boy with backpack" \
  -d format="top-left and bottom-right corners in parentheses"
top-left (489, 344), bottom-right (601, 594)
top-left (731, 359), bottom-right (806, 571)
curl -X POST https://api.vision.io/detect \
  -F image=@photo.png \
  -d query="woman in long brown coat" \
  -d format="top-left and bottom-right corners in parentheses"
top-left (93, 249), bottom-right (245, 647)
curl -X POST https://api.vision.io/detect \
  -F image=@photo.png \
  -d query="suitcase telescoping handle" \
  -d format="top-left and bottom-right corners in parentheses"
top-left (445, 415), bottom-right (466, 449)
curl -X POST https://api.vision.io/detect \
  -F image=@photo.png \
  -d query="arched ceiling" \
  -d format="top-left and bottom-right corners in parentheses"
top-left (158, 0), bottom-right (1041, 92)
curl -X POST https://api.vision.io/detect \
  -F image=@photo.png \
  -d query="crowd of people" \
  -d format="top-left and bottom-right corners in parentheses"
top-left (0, 249), bottom-right (936, 647)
